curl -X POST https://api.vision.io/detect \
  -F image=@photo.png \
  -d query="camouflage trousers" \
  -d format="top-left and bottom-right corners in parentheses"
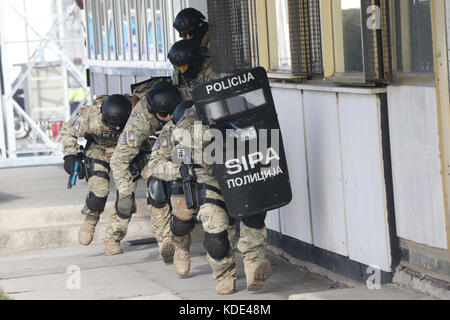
top-left (81, 148), bottom-right (111, 218)
top-left (148, 202), bottom-right (171, 244)
top-left (104, 185), bottom-right (174, 243)
top-left (104, 181), bottom-right (137, 241)
top-left (170, 194), bottom-right (196, 249)
top-left (197, 204), bottom-right (267, 281)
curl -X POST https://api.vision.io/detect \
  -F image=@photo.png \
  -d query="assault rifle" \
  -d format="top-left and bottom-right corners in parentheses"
top-left (179, 164), bottom-right (199, 210)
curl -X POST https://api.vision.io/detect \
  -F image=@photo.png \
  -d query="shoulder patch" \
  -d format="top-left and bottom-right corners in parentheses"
top-left (119, 133), bottom-right (127, 145)
top-left (74, 121), bottom-right (81, 132)
top-left (128, 131), bottom-right (136, 143)
top-left (152, 138), bottom-right (161, 151)
top-left (160, 136), bottom-right (169, 149)
top-left (186, 108), bottom-right (197, 120)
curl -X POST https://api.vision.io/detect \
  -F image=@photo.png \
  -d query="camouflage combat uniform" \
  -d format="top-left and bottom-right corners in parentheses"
top-left (108, 79), bottom-right (172, 250)
top-left (61, 96), bottom-right (129, 244)
top-left (149, 106), bottom-right (236, 268)
top-left (62, 96), bottom-right (122, 215)
top-left (148, 118), bottom-right (196, 274)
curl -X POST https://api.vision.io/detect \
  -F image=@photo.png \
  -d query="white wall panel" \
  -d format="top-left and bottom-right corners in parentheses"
top-left (106, 75), bottom-right (121, 94)
top-left (339, 93), bottom-right (391, 271)
top-left (272, 88), bottom-right (312, 244)
top-left (303, 91), bottom-right (348, 255)
top-left (388, 86), bottom-right (448, 249)
top-left (121, 75), bottom-right (136, 95)
top-left (266, 210), bottom-right (281, 233)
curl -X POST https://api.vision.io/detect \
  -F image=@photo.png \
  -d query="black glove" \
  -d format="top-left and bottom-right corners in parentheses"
top-left (63, 155), bottom-right (78, 175)
top-left (129, 152), bottom-right (149, 182)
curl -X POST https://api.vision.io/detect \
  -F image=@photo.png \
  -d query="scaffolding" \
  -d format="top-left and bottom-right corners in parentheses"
top-left (0, 0), bottom-right (90, 168)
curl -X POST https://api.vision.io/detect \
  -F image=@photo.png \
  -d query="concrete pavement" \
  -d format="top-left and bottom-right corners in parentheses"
top-left (0, 165), bottom-right (441, 300)
top-left (0, 241), bottom-right (344, 300)
top-left (0, 240), bottom-right (437, 300)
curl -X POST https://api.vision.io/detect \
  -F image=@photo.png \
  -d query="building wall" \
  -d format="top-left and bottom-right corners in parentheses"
top-left (268, 83), bottom-right (393, 272)
top-left (388, 85), bottom-right (448, 250)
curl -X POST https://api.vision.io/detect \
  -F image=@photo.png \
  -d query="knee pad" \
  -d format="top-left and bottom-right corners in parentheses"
top-left (147, 177), bottom-right (168, 208)
top-left (115, 191), bottom-right (136, 220)
top-left (203, 230), bottom-right (230, 260)
top-left (242, 213), bottom-right (267, 229)
top-left (86, 192), bottom-right (108, 213)
top-left (170, 215), bottom-right (195, 237)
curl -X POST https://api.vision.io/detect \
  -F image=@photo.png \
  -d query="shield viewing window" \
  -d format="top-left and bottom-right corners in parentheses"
top-left (203, 88), bottom-right (267, 122)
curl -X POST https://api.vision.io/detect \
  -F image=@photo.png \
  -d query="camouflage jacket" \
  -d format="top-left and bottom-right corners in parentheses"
top-left (110, 79), bottom-right (169, 197)
top-left (148, 119), bottom-right (179, 182)
top-left (148, 106), bottom-right (223, 201)
top-left (150, 58), bottom-right (219, 182)
top-left (61, 96), bottom-right (123, 159)
top-left (175, 56), bottom-right (219, 101)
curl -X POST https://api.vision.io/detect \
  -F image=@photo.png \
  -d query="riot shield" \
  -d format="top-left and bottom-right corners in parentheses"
top-left (192, 67), bottom-right (292, 218)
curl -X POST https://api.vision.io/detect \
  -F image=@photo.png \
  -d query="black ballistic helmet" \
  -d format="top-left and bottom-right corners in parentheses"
top-left (173, 8), bottom-right (206, 38)
top-left (146, 82), bottom-right (181, 115)
top-left (172, 100), bottom-right (194, 125)
top-left (168, 39), bottom-right (201, 67)
top-left (101, 94), bottom-right (132, 131)
top-left (168, 40), bottom-right (203, 80)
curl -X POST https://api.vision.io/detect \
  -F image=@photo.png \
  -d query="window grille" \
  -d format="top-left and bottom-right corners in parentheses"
top-left (288, 0), bottom-right (323, 77)
top-left (361, 0), bottom-right (392, 82)
top-left (207, 0), bottom-right (254, 73)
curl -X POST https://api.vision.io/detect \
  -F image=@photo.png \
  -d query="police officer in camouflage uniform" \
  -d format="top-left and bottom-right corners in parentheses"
top-left (147, 40), bottom-right (272, 295)
top-left (148, 100), bottom-right (198, 277)
top-left (108, 79), bottom-right (183, 259)
top-left (169, 39), bottom-right (217, 101)
top-left (61, 95), bottom-right (133, 247)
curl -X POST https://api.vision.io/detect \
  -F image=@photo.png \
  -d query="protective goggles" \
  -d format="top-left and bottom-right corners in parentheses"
top-left (179, 28), bottom-right (195, 39)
